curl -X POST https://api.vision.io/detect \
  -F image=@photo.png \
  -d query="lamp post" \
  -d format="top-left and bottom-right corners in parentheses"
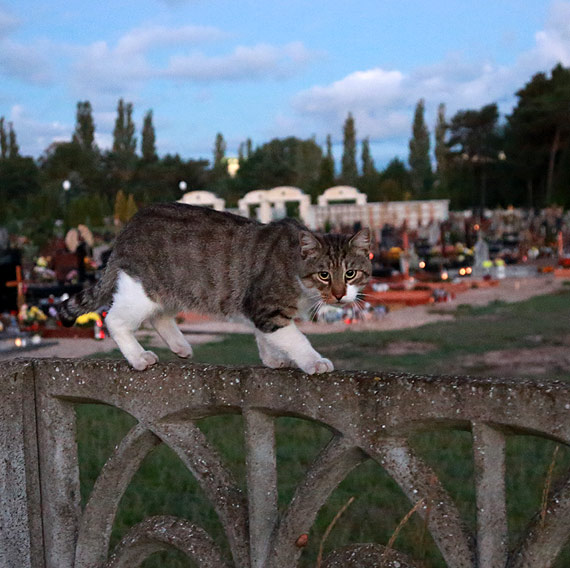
top-left (62, 179), bottom-right (71, 231)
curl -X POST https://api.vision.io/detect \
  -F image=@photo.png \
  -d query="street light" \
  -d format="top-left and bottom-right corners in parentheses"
top-left (62, 179), bottom-right (71, 231)
top-left (179, 180), bottom-right (187, 193)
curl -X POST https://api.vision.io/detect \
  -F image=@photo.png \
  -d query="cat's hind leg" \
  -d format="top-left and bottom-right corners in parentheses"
top-left (151, 314), bottom-right (193, 359)
top-left (105, 271), bottom-right (161, 371)
top-left (257, 323), bottom-right (333, 374)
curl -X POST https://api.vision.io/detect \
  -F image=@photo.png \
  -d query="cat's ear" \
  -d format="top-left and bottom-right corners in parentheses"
top-left (349, 228), bottom-right (371, 254)
top-left (299, 231), bottom-right (322, 259)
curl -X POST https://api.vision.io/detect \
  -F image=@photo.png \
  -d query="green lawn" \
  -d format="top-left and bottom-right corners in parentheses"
top-left (78, 288), bottom-right (570, 567)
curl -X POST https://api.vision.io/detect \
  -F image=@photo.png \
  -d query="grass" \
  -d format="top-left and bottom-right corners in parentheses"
top-left (77, 289), bottom-right (570, 567)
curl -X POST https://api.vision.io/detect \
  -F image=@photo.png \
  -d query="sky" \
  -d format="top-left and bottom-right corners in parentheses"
top-left (1, 0), bottom-right (570, 170)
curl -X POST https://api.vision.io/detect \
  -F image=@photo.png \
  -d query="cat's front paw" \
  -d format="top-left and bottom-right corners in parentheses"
top-left (130, 350), bottom-right (159, 371)
top-left (300, 357), bottom-right (334, 375)
top-left (261, 354), bottom-right (293, 369)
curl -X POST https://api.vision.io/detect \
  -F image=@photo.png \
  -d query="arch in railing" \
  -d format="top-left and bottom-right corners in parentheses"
top-left (2, 359), bottom-right (570, 568)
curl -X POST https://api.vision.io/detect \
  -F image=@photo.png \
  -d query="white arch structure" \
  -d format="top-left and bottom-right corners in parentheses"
top-left (238, 186), bottom-right (311, 224)
top-left (317, 186), bottom-right (367, 206)
top-left (179, 191), bottom-right (226, 211)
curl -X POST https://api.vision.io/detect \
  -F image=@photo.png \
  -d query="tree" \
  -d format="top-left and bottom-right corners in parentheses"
top-left (377, 158), bottom-right (412, 201)
top-left (408, 99), bottom-right (432, 198)
top-left (112, 99), bottom-right (136, 160)
top-left (213, 132), bottom-right (227, 171)
top-left (72, 101), bottom-right (95, 151)
top-left (341, 112), bottom-right (358, 185)
top-left (8, 122), bottom-right (19, 159)
top-left (0, 118), bottom-right (7, 159)
top-left (114, 189), bottom-right (128, 224)
top-left (125, 193), bottom-right (138, 221)
top-left (447, 104), bottom-right (500, 208)
top-left (141, 110), bottom-right (157, 162)
top-left (434, 103), bottom-right (449, 191)
top-left (234, 137), bottom-right (322, 195)
top-left (316, 134), bottom-right (336, 192)
top-left (506, 64), bottom-right (570, 205)
top-left (359, 137), bottom-right (378, 198)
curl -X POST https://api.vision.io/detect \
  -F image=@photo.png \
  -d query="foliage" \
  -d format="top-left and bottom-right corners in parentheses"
top-left (141, 111), bottom-right (157, 163)
top-left (3, 63), bottom-right (570, 245)
top-left (73, 101), bottom-right (96, 152)
top-left (341, 112), bottom-right (358, 186)
top-left (408, 98), bottom-right (432, 198)
top-left (315, 134), bottom-right (336, 194)
top-left (506, 63), bottom-right (570, 207)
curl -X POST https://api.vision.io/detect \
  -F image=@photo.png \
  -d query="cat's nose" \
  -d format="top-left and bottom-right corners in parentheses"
top-left (333, 292), bottom-right (344, 302)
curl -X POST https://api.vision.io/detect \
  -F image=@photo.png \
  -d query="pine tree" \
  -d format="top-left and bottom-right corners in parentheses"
top-left (408, 99), bottom-right (432, 198)
top-left (434, 103), bottom-right (449, 190)
top-left (0, 118), bottom-right (7, 159)
top-left (72, 101), bottom-right (95, 151)
top-left (8, 122), bottom-right (19, 159)
top-left (341, 112), bottom-right (358, 185)
top-left (141, 110), bottom-right (157, 162)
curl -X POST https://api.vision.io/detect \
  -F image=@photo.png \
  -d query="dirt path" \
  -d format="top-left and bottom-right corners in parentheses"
top-left (1, 275), bottom-right (565, 361)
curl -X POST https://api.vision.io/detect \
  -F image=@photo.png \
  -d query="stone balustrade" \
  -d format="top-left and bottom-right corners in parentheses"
top-left (1, 359), bottom-right (569, 567)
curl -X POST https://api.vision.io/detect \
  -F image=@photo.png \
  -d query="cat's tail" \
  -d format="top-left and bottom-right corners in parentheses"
top-left (58, 264), bottom-right (119, 327)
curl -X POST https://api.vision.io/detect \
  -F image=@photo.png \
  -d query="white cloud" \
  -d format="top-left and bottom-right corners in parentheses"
top-left (72, 22), bottom-right (317, 96)
top-left (287, 0), bottom-right (570, 148)
top-left (0, 8), bottom-right (51, 84)
top-left (166, 41), bottom-right (315, 81)
top-left (9, 105), bottom-right (70, 157)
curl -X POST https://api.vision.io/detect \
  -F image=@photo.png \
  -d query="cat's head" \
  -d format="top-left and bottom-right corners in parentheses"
top-left (299, 229), bottom-right (372, 305)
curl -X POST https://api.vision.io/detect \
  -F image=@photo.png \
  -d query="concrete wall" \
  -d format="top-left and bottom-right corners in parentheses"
top-left (1, 359), bottom-right (570, 567)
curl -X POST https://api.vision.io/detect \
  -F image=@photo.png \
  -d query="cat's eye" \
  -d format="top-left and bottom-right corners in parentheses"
top-left (345, 269), bottom-right (357, 280)
top-left (318, 271), bottom-right (330, 281)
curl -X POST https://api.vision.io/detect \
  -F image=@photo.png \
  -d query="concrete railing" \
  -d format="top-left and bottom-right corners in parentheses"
top-left (2, 359), bottom-right (570, 568)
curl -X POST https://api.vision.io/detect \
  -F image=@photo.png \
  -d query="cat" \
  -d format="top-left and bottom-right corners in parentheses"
top-left (58, 202), bottom-right (371, 374)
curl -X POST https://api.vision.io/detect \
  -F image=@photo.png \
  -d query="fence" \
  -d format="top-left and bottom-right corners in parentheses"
top-left (2, 358), bottom-right (570, 567)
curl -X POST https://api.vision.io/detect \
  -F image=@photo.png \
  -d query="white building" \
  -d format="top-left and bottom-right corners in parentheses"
top-left (179, 190), bottom-right (226, 211)
top-left (189, 186), bottom-right (449, 231)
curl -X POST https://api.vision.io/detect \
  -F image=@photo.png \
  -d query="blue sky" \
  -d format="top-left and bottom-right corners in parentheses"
top-left (1, 0), bottom-right (569, 169)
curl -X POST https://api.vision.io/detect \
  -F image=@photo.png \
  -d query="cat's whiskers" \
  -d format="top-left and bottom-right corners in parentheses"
top-left (308, 296), bottom-right (325, 322)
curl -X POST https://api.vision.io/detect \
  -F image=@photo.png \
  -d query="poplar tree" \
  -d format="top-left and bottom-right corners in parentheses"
top-left (408, 99), bottom-right (432, 197)
top-left (360, 137), bottom-right (378, 198)
top-left (213, 132), bottom-right (227, 172)
top-left (114, 189), bottom-right (128, 224)
top-left (125, 193), bottom-right (138, 221)
top-left (0, 117), bottom-right (7, 159)
top-left (72, 101), bottom-right (95, 151)
top-left (361, 137), bottom-right (375, 178)
top-left (341, 112), bottom-right (358, 185)
top-left (317, 134), bottom-right (335, 190)
top-left (141, 110), bottom-right (157, 162)
top-left (112, 99), bottom-right (136, 160)
top-left (434, 103), bottom-right (449, 188)
top-left (8, 122), bottom-right (19, 159)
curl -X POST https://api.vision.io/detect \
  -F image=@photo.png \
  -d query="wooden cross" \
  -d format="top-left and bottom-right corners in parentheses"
top-left (5, 265), bottom-right (25, 309)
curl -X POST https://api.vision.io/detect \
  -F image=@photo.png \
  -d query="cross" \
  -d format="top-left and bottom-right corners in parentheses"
top-left (5, 265), bottom-right (25, 309)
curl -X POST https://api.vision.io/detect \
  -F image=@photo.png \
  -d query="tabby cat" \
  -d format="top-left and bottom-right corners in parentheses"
top-left (59, 202), bottom-right (371, 373)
